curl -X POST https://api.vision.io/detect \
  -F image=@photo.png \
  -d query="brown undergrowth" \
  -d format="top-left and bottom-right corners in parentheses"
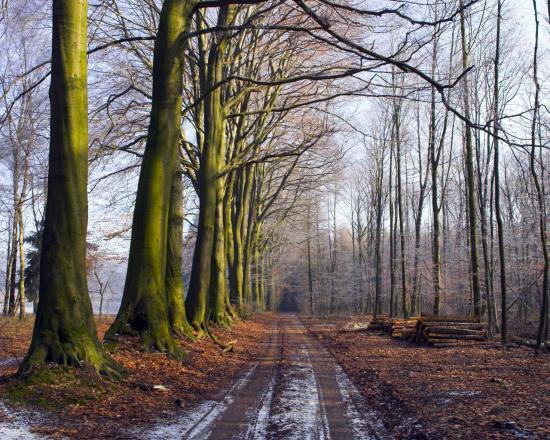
top-left (303, 316), bottom-right (550, 440)
top-left (0, 314), bottom-right (273, 438)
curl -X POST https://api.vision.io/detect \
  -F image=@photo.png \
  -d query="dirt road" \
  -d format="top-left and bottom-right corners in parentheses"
top-left (146, 314), bottom-right (392, 440)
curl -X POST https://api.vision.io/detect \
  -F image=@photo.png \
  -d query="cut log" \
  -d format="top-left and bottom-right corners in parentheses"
top-left (420, 314), bottom-right (480, 323)
top-left (425, 327), bottom-right (486, 336)
top-left (426, 333), bottom-right (486, 341)
top-left (417, 322), bottom-right (485, 329)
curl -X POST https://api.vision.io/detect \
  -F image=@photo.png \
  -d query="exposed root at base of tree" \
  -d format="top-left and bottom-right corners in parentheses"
top-left (171, 321), bottom-right (197, 342)
top-left (16, 340), bottom-right (123, 380)
top-left (140, 331), bottom-right (185, 360)
top-left (106, 318), bottom-right (185, 360)
top-left (189, 319), bottom-right (238, 352)
top-left (210, 311), bottom-right (235, 329)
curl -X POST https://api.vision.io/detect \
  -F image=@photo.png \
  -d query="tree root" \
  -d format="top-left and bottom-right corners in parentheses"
top-left (107, 314), bottom-right (186, 360)
top-left (17, 339), bottom-right (123, 380)
top-left (172, 323), bottom-right (197, 342)
top-left (204, 321), bottom-right (237, 353)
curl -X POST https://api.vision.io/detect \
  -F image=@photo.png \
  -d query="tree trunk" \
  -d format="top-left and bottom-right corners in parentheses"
top-left (17, 205), bottom-right (26, 319)
top-left (186, 6), bottom-right (235, 330)
top-left (429, 37), bottom-right (442, 315)
top-left (7, 218), bottom-right (18, 317)
top-left (393, 94), bottom-right (409, 319)
top-left (459, 0), bottom-right (482, 318)
top-left (3, 220), bottom-right (12, 316)
top-left (18, 0), bottom-right (118, 376)
top-left (493, 0), bottom-right (507, 344)
top-left (373, 157), bottom-right (384, 317)
top-left (307, 208), bottom-right (314, 315)
top-left (166, 167), bottom-right (194, 338)
top-left (530, 0), bottom-right (549, 354)
top-left (209, 179), bottom-right (232, 325)
top-left (107, 0), bottom-right (196, 352)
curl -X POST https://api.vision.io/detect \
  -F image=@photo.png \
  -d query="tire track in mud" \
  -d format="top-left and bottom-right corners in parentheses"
top-left (145, 314), bottom-right (392, 440)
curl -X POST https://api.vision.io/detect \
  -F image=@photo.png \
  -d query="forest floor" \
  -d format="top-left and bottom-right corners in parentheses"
top-left (0, 314), bottom-right (548, 439)
top-left (303, 315), bottom-right (550, 440)
top-left (0, 314), bottom-right (271, 438)
top-left (0, 313), bottom-right (391, 439)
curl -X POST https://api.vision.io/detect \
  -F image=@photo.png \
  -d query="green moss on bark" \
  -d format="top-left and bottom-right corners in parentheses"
top-left (18, 0), bottom-right (119, 378)
top-left (106, 0), bottom-right (197, 351)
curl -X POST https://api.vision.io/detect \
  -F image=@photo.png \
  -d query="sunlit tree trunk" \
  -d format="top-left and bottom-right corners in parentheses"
top-left (18, 0), bottom-right (118, 376)
top-left (166, 167), bottom-right (194, 338)
top-left (108, 0), bottom-right (196, 351)
top-left (186, 5), bottom-right (235, 330)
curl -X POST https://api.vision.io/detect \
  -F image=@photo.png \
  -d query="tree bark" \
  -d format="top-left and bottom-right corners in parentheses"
top-left (18, 0), bottom-right (118, 377)
top-left (493, 0), bottom-right (507, 344)
top-left (459, 0), bottom-right (482, 318)
top-left (107, 0), bottom-right (196, 351)
top-left (166, 167), bottom-right (194, 338)
top-left (186, 5), bottom-right (235, 330)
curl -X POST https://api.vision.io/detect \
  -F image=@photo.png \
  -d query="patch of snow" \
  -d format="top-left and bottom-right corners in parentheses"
top-left (244, 374), bottom-right (275, 439)
top-left (268, 346), bottom-right (328, 440)
top-left (446, 390), bottom-right (481, 398)
top-left (143, 363), bottom-right (258, 440)
top-left (334, 364), bottom-right (393, 440)
top-left (0, 358), bottom-right (18, 370)
top-left (0, 403), bottom-right (39, 439)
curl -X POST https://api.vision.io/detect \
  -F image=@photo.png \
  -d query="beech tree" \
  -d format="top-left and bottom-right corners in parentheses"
top-left (106, 0), bottom-right (197, 351)
top-left (17, 0), bottom-right (119, 376)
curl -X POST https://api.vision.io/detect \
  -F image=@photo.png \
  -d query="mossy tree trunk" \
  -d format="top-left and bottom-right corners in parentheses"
top-left (186, 6), bottom-right (239, 330)
top-left (231, 166), bottom-right (253, 308)
top-left (186, 7), bottom-right (229, 331)
top-left (243, 168), bottom-right (257, 305)
top-left (224, 173), bottom-right (238, 305)
top-left (209, 177), bottom-right (232, 325)
top-left (107, 0), bottom-right (196, 351)
top-left (18, 0), bottom-right (119, 377)
top-left (166, 167), bottom-right (194, 338)
top-left (253, 244), bottom-right (261, 308)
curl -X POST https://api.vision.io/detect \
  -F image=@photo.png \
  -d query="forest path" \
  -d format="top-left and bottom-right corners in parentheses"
top-left (146, 313), bottom-right (392, 440)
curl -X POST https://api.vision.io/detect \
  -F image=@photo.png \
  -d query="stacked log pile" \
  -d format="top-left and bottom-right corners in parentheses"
top-left (415, 315), bottom-right (487, 346)
top-left (367, 316), bottom-right (391, 332)
top-left (365, 314), bottom-right (488, 346)
top-left (390, 319), bottom-right (419, 340)
top-left (367, 317), bottom-right (419, 339)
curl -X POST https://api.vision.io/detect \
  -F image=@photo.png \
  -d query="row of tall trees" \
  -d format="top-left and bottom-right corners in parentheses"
top-left (281, 0), bottom-right (550, 352)
top-left (2, 0), bottom-right (348, 374)
top-left (1, 0), bottom-right (549, 378)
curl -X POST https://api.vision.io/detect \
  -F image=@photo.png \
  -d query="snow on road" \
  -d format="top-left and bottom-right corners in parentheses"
top-left (267, 346), bottom-right (330, 440)
top-left (244, 374), bottom-right (275, 439)
top-left (144, 363), bottom-right (258, 440)
top-left (334, 364), bottom-right (392, 440)
top-left (144, 314), bottom-right (393, 440)
top-left (0, 403), bottom-right (39, 440)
